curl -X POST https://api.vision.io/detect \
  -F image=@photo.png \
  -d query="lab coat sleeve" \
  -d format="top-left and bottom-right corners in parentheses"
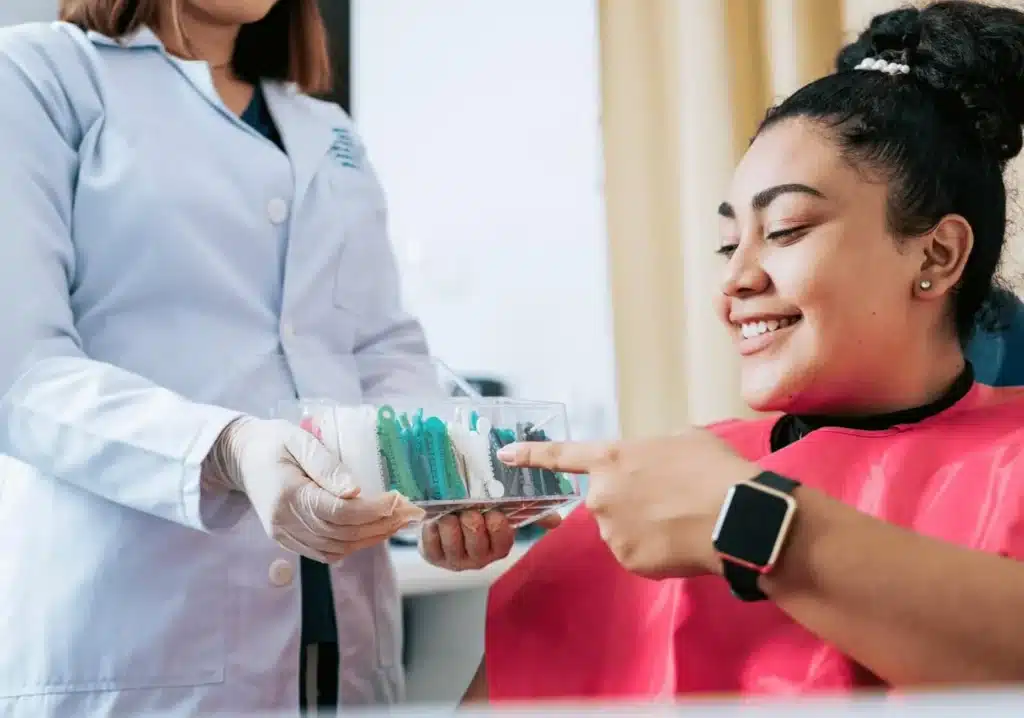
top-left (351, 159), bottom-right (443, 402)
top-left (0, 28), bottom-right (246, 532)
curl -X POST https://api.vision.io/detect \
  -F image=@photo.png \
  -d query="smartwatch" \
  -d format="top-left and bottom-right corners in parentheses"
top-left (711, 471), bottom-right (800, 602)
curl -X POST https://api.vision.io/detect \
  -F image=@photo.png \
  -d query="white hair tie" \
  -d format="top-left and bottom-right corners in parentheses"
top-left (854, 56), bottom-right (911, 75)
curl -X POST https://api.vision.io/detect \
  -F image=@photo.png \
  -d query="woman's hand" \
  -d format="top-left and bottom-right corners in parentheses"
top-left (497, 429), bottom-right (758, 579)
top-left (419, 510), bottom-right (563, 571)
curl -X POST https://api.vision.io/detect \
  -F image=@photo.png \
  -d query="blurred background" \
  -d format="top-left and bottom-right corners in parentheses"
top-left (5, 0), bottom-right (1019, 444)
top-left (2, 0), bottom-right (1021, 704)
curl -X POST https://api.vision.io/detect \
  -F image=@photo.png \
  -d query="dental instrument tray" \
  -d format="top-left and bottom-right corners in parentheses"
top-left (280, 397), bottom-right (581, 527)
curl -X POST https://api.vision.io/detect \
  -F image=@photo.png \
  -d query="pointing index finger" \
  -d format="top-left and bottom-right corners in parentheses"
top-left (496, 440), bottom-right (611, 473)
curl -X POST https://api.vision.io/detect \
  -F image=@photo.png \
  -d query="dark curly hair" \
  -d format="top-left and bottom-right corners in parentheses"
top-left (757, 0), bottom-right (1024, 344)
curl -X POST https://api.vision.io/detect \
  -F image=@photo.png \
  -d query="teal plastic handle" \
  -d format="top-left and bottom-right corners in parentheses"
top-left (377, 405), bottom-right (424, 500)
top-left (406, 410), bottom-right (433, 498)
top-left (423, 417), bottom-right (468, 500)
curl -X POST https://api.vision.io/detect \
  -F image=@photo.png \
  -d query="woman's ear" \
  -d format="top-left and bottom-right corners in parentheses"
top-left (915, 214), bottom-right (973, 299)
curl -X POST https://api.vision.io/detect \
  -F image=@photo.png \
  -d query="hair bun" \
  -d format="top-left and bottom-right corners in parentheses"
top-left (867, 7), bottom-right (923, 58)
top-left (837, 8), bottom-right (922, 70)
top-left (838, 1), bottom-right (1024, 166)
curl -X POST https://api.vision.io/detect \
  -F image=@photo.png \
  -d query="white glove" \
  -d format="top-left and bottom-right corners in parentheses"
top-left (202, 417), bottom-right (425, 563)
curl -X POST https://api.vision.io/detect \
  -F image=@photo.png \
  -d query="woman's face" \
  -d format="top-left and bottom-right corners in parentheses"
top-left (715, 118), bottom-right (931, 415)
top-left (181, 0), bottom-right (279, 25)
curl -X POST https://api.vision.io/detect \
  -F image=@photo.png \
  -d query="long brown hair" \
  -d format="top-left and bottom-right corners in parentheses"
top-left (59, 0), bottom-right (332, 94)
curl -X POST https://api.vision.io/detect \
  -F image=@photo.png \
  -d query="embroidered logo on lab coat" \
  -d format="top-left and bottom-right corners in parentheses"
top-left (329, 128), bottom-right (361, 169)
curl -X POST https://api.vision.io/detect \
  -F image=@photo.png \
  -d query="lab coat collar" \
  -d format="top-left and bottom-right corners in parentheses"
top-left (86, 26), bottom-right (208, 84)
top-left (263, 81), bottom-right (338, 207)
top-left (86, 26), bottom-right (164, 50)
top-left (87, 25), bottom-right (239, 126)
top-left (86, 24), bottom-right (339, 209)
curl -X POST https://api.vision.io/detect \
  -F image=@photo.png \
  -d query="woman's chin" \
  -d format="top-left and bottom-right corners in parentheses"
top-left (743, 392), bottom-right (790, 414)
top-left (740, 370), bottom-right (803, 414)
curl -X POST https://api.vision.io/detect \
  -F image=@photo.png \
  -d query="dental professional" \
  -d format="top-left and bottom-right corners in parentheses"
top-left (0, 1), bottom-right (510, 715)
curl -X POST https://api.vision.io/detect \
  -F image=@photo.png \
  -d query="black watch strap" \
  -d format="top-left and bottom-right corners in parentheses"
top-left (753, 470), bottom-right (800, 493)
top-left (722, 471), bottom-right (801, 602)
top-left (724, 560), bottom-right (767, 602)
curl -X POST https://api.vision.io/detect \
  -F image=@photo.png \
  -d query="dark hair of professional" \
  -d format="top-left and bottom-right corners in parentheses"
top-left (59, 0), bottom-right (332, 94)
top-left (757, 0), bottom-right (1024, 343)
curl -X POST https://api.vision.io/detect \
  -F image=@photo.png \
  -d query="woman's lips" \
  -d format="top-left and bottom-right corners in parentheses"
top-left (735, 316), bottom-right (802, 356)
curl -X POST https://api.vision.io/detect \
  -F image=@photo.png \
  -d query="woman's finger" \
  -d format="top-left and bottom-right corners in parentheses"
top-left (459, 511), bottom-right (492, 562)
top-left (496, 440), bottom-right (612, 473)
top-left (485, 511), bottom-right (515, 560)
top-left (298, 506), bottom-right (414, 542)
top-left (535, 512), bottom-right (563, 530)
top-left (285, 518), bottom-right (401, 556)
top-left (313, 490), bottom-right (424, 526)
top-left (419, 520), bottom-right (444, 565)
top-left (436, 514), bottom-right (468, 567)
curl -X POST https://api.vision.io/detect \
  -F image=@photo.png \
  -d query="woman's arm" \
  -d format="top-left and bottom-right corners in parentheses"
top-left (761, 486), bottom-right (1024, 685)
top-left (0, 27), bottom-right (244, 532)
top-left (461, 660), bottom-right (489, 704)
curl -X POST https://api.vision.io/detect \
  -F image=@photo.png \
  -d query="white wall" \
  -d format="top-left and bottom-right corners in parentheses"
top-left (352, 0), bottom-right (618, 439)
top-left (0, 0), bottom-right (57, 25)
top-left (352, 7), bottom-right (615, 702)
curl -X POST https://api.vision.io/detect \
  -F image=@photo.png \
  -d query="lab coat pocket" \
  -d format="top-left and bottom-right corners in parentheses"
top-left (0, 480), bottom-right (228, 697)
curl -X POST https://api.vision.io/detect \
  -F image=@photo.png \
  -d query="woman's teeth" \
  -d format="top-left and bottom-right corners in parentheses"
top-left (740, 316), bottom-right (799, 339)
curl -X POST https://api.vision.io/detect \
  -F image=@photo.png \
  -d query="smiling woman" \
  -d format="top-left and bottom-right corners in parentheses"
top-left (462, 0), bottom-right (1024, 703)
top-left (715, 110), bottom-right (989, 414)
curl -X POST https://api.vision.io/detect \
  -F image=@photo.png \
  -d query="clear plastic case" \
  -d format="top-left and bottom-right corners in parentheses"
top-left (273, 355), bottom-right (581, 528)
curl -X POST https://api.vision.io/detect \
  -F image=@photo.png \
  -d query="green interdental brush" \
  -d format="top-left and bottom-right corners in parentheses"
top-left (440, 424), bottom-right (468, 499)
top-left (422, 416), bottom-right (453, 500)
top-left (376, 405), bottom-right (424, 500)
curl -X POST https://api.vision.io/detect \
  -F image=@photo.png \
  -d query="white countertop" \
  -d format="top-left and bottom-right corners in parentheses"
top-left (391, 540), bottom-right (534, 597)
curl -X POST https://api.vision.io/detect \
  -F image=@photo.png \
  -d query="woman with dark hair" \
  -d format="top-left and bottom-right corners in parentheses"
top-left (0, 1), bottom-right (517, 715)
top-left (463, 0), bottom-right (1024, 701)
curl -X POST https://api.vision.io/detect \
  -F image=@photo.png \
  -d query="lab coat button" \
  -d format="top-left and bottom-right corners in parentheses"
top-left (268, 558), bottom-right (294, 587)
top-left (267, 198), bottom-right (289, 225)
top-left (281, 322), bottom-right (295, 338)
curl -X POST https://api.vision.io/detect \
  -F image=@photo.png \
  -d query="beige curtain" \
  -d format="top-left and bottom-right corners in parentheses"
top-left (596, 0), bottom-right (686, 440)
top-left (767, 0), bottom-right (843, 100)
top-left (598, 0), bottom-right (844, 437)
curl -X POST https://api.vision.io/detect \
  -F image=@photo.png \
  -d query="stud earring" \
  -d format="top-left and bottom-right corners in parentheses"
top-left (919, 279), bottom-right (932, 290)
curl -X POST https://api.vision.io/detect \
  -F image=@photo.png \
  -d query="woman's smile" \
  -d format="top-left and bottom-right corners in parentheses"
top-left (732, 314), bottom-right (803, 356)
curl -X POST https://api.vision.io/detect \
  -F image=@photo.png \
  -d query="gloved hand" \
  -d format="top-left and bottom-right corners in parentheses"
top-left (202, 417), bottom-right (425, 563)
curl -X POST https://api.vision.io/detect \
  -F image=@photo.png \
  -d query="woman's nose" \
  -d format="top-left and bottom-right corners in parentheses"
top-left (721, 243), bottom-right (770, 298)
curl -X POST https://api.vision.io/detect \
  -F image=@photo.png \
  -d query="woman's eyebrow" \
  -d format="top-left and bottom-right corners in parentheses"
top-left (717, 183), bottom-right (826, 218)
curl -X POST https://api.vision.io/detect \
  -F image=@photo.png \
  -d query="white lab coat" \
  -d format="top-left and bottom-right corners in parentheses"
top-left (0, 21), bottom-right (434, 717)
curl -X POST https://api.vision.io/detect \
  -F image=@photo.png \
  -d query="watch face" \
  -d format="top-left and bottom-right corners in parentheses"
top-left (713, 483), bottom-right (792, 568)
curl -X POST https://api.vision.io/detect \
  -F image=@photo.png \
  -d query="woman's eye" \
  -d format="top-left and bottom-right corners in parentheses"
top-left (718, 224), bottom-right (810, 256)
top-left (766, 225), bottom-right (810, 241)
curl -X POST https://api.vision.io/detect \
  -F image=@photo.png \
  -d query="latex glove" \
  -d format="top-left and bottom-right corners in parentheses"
top-left (419, 510), bottom-right (562, 571)
top-left (202, 417), bottom-right (425, 563)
